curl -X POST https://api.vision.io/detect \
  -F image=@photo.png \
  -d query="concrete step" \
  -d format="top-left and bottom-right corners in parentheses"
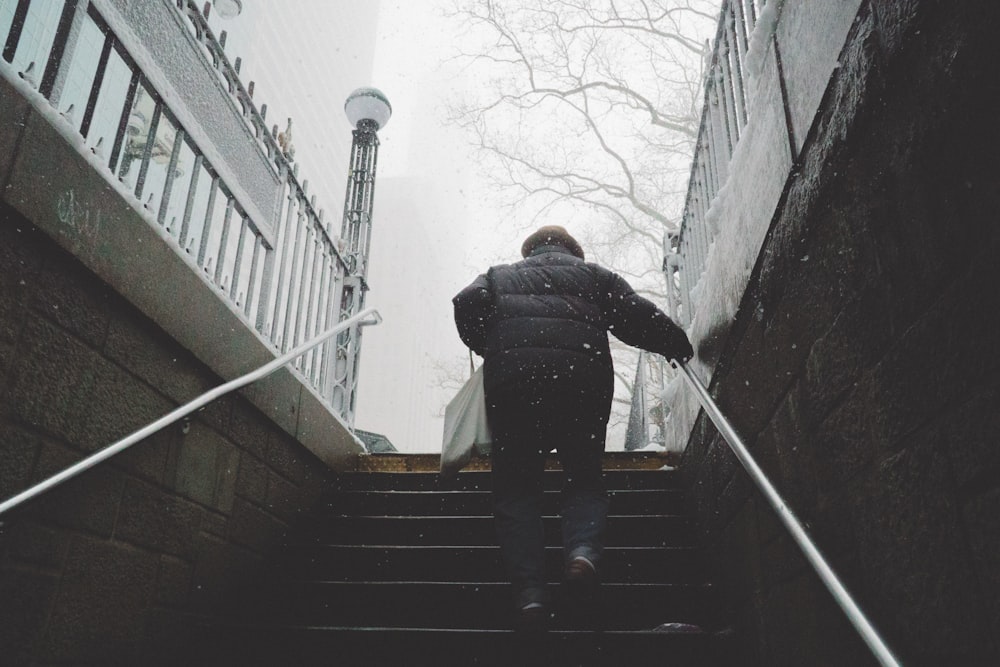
top-left (347, 451), bottom-right (680, 473)
top-left (271, 544), bottom-right (710, 584)
top-left (188, 457), bottom-right (732, 665)
top-left (178, 623), bottom-right (734, 667)
top-left (320, 487), bottom-right (685, 516)
top-left (233, 580), bottom-right (723, 631)
top-left (333, 467), bottom-right (682, 492)
top-left (301, 514), bottom-right (695, 547)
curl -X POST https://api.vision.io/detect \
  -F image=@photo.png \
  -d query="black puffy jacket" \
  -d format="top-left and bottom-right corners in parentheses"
top-left (452, 246), bottom-right (691, 405)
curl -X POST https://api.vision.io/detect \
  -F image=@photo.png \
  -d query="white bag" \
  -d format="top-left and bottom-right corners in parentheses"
top-left (440, 363), bottom-right (492, 478)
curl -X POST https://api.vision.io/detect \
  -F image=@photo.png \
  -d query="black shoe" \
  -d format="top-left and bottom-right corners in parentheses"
top-left (565, 556), bottom-right (597, 590)
top-left (516, 602), bottom-right (550, 634)
top-left (563, 557), bottom-right (601, 629)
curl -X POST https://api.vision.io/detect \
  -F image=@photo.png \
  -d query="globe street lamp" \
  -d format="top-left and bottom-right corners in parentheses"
top-left (333, 87), bottom-right (391, 426)
top-left (212, 0), bottom-right (243, 19)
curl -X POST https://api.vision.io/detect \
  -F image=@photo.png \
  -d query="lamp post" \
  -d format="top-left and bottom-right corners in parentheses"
top-left (332, 87), bottom-right (391, 427)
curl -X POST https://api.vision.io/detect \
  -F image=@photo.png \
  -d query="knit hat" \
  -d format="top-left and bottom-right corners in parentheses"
top-left (520, 225), bottom-right (585, 260)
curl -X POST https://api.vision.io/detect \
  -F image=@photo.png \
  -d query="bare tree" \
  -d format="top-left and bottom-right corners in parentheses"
top-left (429, 353), bottom-right (477, 417)
top-left (447, 0), bottom-right (714, 267)
top-left (443, 0), bottom-right (717, 445)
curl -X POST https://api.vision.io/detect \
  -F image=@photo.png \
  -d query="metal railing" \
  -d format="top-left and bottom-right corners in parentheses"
top-left (674, 360), bottom-right (903, 667)
top-left (664, 0), bottom-right (770, 327)
top-left (0, 0), bottom-right (361, 420)
top-left (175, 0), bottom-right (286, 175)
top-left (0, 309), bottom-right (382, 518)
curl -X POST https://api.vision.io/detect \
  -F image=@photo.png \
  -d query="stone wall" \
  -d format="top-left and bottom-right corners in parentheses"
top-left (681, 1), bottom-right (1000, 665)
top-left (0, 209), bottom-right (337, 664)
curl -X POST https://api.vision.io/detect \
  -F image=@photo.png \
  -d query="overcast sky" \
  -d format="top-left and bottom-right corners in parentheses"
top-left (361, 1), bottom-right (523, 452)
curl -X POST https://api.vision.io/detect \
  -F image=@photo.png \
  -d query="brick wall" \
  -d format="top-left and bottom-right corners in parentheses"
top-left (0, 209), bottom-right (337, 664)
top-left (681, 1), bottom-right (1000, 665)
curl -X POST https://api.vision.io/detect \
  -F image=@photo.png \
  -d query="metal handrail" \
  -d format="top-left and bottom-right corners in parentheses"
top-left (0, 309), bottom-right (382, 517)
top-left (674, 360), bottom-right (903, 667)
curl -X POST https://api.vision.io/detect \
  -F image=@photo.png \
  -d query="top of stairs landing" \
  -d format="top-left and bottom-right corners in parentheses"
top-left (346, 450), bottom-right (680, 473)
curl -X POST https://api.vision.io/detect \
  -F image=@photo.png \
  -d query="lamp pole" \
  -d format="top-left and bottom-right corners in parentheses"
top-left (332, 87), bottom-right (391, 427)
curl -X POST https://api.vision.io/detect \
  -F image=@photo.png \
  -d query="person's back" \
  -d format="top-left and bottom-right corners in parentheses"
top-left (468, 249), bottom-right (617, 434)
top-left (452, 226), bottom-right (692, 632)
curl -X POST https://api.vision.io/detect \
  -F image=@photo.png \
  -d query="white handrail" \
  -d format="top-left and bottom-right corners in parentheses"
top-left (674, 360), bottom-right (903, 667)
top-left (0, 308), bottom-right (382, 516)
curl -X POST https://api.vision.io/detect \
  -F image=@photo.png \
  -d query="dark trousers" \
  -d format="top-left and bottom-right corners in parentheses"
top-left (487, 389), bottom-right (610, 608)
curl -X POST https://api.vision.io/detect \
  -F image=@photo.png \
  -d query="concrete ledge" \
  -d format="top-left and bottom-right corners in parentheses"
top-left (777, 0), bottom-right (864, 156)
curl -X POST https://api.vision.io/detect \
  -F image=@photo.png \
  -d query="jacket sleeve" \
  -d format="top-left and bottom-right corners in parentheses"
top-left (452, 273), bottom-right (494, 355)
top-left (603, 271), bottom-right (693, 361)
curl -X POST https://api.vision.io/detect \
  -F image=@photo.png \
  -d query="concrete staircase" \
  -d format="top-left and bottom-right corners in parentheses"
top-left (183, 454), bottom-right (734, 665)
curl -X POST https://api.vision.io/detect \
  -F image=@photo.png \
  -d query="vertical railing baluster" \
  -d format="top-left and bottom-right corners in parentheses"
top-left (698, 155), bottom-right (710, 272)
top-left (718, 37), bottom-right (740, 158)
top-left (230, 214), bottom-right (249, 302)
top-left (270, 188), bottom-right (298, 344)
top-left (702, 151), bottom-right (714, 240)
top-left (694, 190), bottom-right (710, 285)
top-left (245, 235), bottom-right (263, 318)
top-left (133, 102), bottom-right (161, 200)
top-left (79, 28), bottom-right (113, 142)
top-left (706, 92), bottom-right (723, 197)
top-left (733, 0), bottom-right (750, 67)
top-left (300, 231), bottom-right (320, 373)
top-left (306, 246), bottom-right (321, 381)
top-left (724, 4), bottom-right (748, 133)
top-left (158, 128), bottom-right (185, 225)
top-left (3, 0), bottom-right (30, 64)
top-left (323, 254), bottom-right (343, 398)
top-left (292, 228), bottom-right (315, 356)
top-left (281, 204), bottom-right (306, 352)
top-left (107, 65), bottom-right (139, 175)
top-left (310, 243), bottom-right (327, 382)
top-left (255, 177), bottom-right (288, 335)
top-left (311, 251), bottom-right (331, 385)
top-left (690, 188), bottom-right (701, 286)
top-left (214, 198), bottom-right (234, 288)
top-left (733, 1), bottom-right (752, 123)
top-left (254, 239), bottom-right (275, 333)
top-left (681, 230), bottom-right (695, 326)
top-left (178, 154), bottom-right (203, 250)
top-left (196, 178), bottom-right (218, 267)
top-left (39, 0), bottom-right (80, 101)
